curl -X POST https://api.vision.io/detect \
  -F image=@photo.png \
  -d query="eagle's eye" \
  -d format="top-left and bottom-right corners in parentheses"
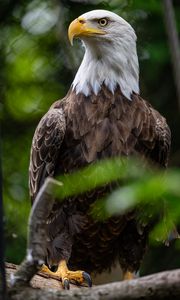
top-left (98, 18), bottom-right (108, 27)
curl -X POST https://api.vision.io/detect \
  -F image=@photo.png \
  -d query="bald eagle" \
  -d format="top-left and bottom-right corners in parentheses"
top-left (29, 10), bottom-right (171, 288)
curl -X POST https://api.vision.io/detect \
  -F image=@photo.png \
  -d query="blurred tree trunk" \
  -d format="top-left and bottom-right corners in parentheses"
top-left (162, 0), bottom-right (180, 111)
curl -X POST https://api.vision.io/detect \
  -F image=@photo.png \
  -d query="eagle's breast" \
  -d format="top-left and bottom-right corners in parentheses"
top-left (55, 86), bottom-right (142, 176)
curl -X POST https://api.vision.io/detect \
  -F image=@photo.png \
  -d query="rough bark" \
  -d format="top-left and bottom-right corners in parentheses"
top-left (6, 263), bottom-right (180, 300)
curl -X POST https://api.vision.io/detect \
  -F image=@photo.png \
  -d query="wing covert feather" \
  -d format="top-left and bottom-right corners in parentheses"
top-left (29, 108), bottom-right (66, 202)
top-left (135, 102), bottom-right (171, 167)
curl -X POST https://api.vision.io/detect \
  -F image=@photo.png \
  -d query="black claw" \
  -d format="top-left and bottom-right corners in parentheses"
top-left (63, 279), bottom-right (70, 290)
top-left (83, 272), bottom-right (92, 287)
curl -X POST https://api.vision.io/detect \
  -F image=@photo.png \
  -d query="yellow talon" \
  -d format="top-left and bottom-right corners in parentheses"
top-left (40, 260), bottom-right (92, 289)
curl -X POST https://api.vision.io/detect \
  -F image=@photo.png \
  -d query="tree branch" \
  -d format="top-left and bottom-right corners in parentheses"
top-left (6, 263), bottom-right (180, 300)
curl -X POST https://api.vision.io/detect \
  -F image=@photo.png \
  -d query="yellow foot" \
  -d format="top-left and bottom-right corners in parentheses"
top-left (123, 270), bottom-right (135, 280)
top-left (40, 260), bottom-right (92, 289)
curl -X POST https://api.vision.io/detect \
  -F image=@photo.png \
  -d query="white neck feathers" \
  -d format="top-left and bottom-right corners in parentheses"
top-left (72, 31), bottom-right (139, 100)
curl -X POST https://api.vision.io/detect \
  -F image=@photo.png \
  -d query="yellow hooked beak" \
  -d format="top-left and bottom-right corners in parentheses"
top-left (68, 17), bottom-right (106, 45)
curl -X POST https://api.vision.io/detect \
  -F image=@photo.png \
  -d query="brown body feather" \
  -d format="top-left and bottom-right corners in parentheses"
top-left (29, 86), bottom-right (171, 274)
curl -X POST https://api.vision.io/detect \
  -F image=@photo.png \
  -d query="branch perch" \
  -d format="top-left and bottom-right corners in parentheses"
top-left (6, 263), bottom-right (180, 300)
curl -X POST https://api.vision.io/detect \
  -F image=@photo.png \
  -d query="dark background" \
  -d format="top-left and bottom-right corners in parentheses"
top-left (1, 0), bottom-right (180, 280)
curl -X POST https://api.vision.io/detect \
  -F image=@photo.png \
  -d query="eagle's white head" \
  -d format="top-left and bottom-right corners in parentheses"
top-left (68, 10), bottom-right (139, 100)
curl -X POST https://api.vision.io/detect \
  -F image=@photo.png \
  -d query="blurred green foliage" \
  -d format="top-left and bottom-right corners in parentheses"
top-left (1, 0), bottom-right (180, 276)
top-left (53, 158), bottom-right (180, 245)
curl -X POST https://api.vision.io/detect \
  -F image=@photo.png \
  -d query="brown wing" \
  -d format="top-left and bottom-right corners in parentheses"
top-left (29, 107), bottom-right (66, 202)
top-left (135, 100), bottom-right (171, 167)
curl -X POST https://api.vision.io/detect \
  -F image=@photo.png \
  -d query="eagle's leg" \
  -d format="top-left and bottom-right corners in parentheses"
top-left (123, 270), bottom-right (134, 280)
top-left (41, 261), bottom-right (92, 289)
top-left (123, 270), bottom-right (138, 280)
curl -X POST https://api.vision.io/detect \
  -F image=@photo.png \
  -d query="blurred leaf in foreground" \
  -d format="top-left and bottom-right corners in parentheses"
top-left (49, 157), bottom-right (180, 243)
